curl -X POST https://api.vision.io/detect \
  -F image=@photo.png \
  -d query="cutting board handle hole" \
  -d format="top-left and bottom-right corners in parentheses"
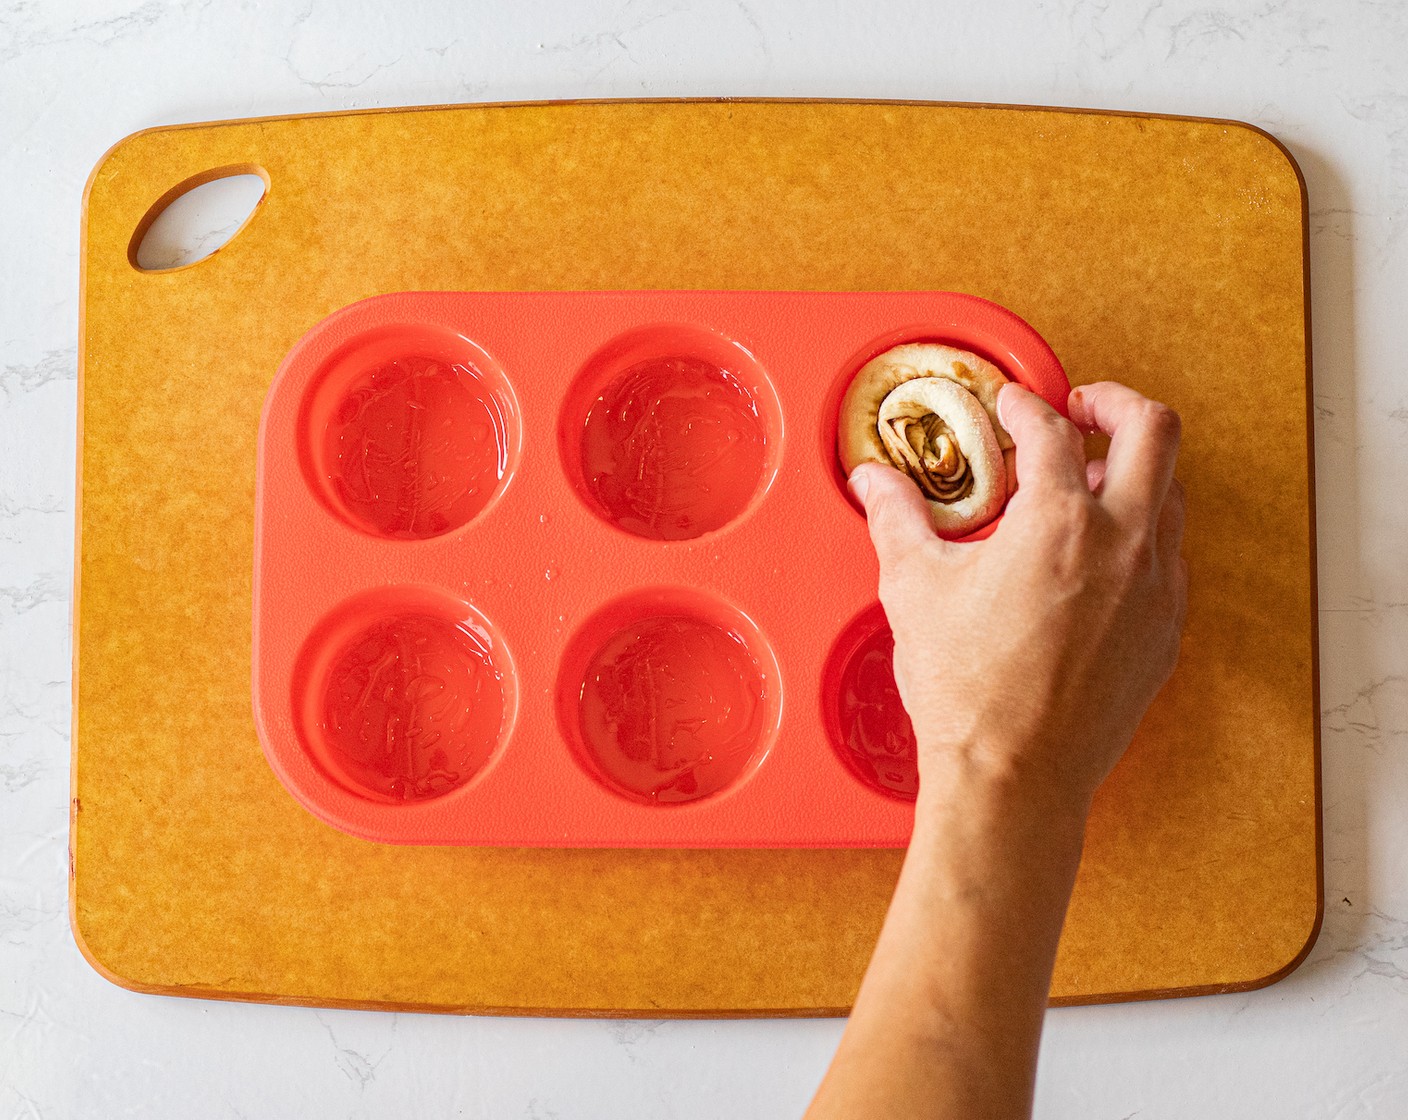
top-left (128, 166), bottom-right (268, 272)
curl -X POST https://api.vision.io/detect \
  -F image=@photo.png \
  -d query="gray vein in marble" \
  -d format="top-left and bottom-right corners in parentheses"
top-left (1306, 903), bottom-right (1408, 1004)
top-left (607, 1019), bottom-right (667, 1063)
top-left (286, 53), bottom-right (403, 94)
top-left (0, 574), bottom-right (66, 618)
top-left (537, 4), bottom-right (687, 74)
top-left (0, 756), bottom-right (45, 793)
top-left (0, 0), bottom-right (168, 65)
top-left (0, 495), bottom-right (65, 519)
top-left (315, 1011), bottom-right (390, 1091)
top-left (1166, 9), bottom-right (1247, 58)
top-left (4, 1086), bottom-right (46, 1120)
top-left (0, 349), bottom-right (76, 401)
top-left (0, 888), bottom-right (59, 946)
top-left (731, 0), bottom-right (768, 60)
top-left (1322, 674), bottom-right (1408, 752)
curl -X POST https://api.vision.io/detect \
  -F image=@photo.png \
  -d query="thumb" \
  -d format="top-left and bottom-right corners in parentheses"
top-left (848, 462), bottom-right (936, 567)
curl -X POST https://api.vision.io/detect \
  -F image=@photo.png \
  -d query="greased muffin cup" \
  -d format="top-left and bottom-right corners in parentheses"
top-left (559, 323), bottom-right (783, 542)
top-left (253, 290), bottom-right (1068, 846)
top-left (555, 586), bottom-right (782, 807)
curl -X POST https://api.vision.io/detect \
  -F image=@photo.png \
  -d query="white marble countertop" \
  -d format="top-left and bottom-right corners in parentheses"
top-left (4, 1), bottom-right (1406, 1116)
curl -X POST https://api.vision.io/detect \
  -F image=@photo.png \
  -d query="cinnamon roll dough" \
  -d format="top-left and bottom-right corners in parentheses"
top-left (838, 343), bottom-right (1014, 537)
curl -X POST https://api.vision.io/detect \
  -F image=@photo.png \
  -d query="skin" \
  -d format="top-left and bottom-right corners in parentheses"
top-left (805, 380), bottom-right (1188, 1120)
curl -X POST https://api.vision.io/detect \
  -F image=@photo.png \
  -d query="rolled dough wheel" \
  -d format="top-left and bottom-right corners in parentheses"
top-left (838, 343), bottom-right (1014, 537)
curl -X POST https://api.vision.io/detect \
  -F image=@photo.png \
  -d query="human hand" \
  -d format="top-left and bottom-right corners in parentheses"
top-left (847, 380), bottom-right (1188, 817)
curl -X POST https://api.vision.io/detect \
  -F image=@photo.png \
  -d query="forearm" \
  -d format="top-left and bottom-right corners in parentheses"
top-left (806, 753), bottom-right (1090, 1120)
top-left (814, 378), bottom-right (1186, 1118)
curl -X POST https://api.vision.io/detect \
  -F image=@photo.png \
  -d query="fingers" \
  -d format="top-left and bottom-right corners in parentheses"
top-left (1067, 382), bottom-right (1182, 521)
top-left (1174, 555), bottom-right (1190, 636)
top-left (996, 383), bottom-right (1088, 495)
top-left (1163, 482), bottom-right (1189, 657)
top-left (1086, 457), bottom-right (1107, 495)
top-left (848, 462), bottom-right (938, 568)
top-left (1158, 477), bottom-right (1186, 558)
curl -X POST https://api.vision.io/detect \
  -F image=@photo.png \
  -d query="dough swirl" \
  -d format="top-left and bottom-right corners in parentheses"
top-left (838, 343), bottom-right (1014, 537)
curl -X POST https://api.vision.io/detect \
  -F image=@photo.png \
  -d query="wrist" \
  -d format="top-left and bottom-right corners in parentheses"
top-left (913, 742), bottom-right (1093, 844)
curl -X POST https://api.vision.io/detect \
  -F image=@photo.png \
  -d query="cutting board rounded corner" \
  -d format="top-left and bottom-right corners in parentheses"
top-left (83, 123), bottom-right (272, 276)
top-left (1209, 116), bottom-right (1309, 206)
top-left (69, 886), bottom-right (161, 999)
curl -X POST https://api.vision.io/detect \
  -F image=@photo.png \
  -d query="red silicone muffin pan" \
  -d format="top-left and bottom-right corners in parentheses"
top-left (253, 290), bottom-right (1069, 847)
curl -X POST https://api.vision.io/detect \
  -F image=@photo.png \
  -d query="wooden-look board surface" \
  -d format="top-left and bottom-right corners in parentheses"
top-left (72, 100), bottom-right (1320, 1014)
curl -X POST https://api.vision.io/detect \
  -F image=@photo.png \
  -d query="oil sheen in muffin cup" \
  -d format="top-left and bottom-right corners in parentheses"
top-left (557, 588), bottom-right (782, 805)
top-left (561, 323), bottom-right (782, 541)
top-left (301, 325), bottom-right (520, 540)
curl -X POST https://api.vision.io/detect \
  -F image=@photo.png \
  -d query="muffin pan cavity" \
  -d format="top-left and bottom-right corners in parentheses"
top-left (560, 323), bottom-right (782, 541)
top-left (293, 586), bottom-right (515, 804)
top-left (299, 324), bottom-right (519, 539)
top-left (254, 290), bottom-right (1067, 846)
top-left (821, 603), bottom-right (918, 801)
top-left (557, 588), bottom-right (780, 806)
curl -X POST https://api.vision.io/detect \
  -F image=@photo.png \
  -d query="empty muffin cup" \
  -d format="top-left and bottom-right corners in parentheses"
top-left (822, 604), bottom-right (919, 801)
top-left (300, 324), bottom-right (520, 539)
top-left (557, 588), bottom-right (781, 805)
top-left (560, 324), bottom-right (782, 541)
top-left (294, 587), bottom-right (516, 803)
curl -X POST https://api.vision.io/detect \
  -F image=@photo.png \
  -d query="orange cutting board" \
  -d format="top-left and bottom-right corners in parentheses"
top-left (72, 99), bottom-right (1320, 1014)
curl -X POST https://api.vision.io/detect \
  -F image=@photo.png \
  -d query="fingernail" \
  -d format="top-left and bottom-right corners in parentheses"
top-left (996, 383), bottom-right (1015, 430)
top-left (848, 468), bottom-right (870, 503)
